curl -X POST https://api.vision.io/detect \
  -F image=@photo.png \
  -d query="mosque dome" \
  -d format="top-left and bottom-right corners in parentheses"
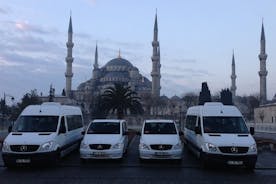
top-left (104, 57), bottom-right (133, 72)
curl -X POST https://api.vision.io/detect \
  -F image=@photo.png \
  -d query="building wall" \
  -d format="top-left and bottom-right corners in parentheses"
top-left (254, 104), bottom-right (276, 123)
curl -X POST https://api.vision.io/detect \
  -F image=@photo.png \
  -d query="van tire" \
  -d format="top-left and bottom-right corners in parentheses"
top-left (123, 147), bottom-right (128, 156)
top-left (139, 158), bottom-right (145, 163)
top-left (80, 158), bottom-right (86, 164)
top-left (199, 152), bottom-right (208, 169)
top-left (54, 149), bottom-right (61, 165)
top-left (245, 163), bottom-right (255, 172)
top-left (5, 162), bottom-right (15, 169)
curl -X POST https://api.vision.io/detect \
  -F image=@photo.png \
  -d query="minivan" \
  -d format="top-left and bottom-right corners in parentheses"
top-left (80, 119), bottom-right (128, 161)
top-left (184, 102), bottom-right (257, 170)
top-left (2, 102), bottom-right (84, 167)
top-left (139, 119), bottom-right (183, 161)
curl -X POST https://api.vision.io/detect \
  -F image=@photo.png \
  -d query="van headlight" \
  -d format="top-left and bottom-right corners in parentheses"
top-left (203, 143), bottom-right (219, 153)
top-left (39, 141), bottom-right (56, 152)
top-left (2, 141), bottom-right (11, 152)
top-left (173, 142), bottom-right (183, 150)
top-left (248, 144), bottom-right (257, 153)
top-left (139, 143), bottom-right (150, 150)
top-left (80, 142), bottom-right (89, 149)
top-left (112, 143), bottom-right (124, 149)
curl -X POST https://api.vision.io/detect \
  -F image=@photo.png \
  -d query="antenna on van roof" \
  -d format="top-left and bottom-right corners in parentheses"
top-left (198, 82), bottom-right (212, 105)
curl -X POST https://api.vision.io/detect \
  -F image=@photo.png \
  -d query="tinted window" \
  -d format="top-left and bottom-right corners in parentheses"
top-left (144, 122), bottom-right (177, 134)
top-left (87, 122), bottom-right (120, 134)
top-left (185, 115), bottom-right (197, 130)
top-left (67, 115), bottom-right (83, 131)
top-left (203, 117), bottom-right (249, 133)
top-left (13, 116), bottom-right (59, 132)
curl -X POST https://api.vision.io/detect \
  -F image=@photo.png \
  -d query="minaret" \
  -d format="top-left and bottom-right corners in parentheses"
top-left (258, 21), bottom-right (268, 105)
top-left (65, 15), bottom-right (74, 96)
top-left (92, 44), bottom-right (99, 79)
top-left (151, 11), bottom-right (161, 97)
top-left (230, 51), bottom-right (237, 97)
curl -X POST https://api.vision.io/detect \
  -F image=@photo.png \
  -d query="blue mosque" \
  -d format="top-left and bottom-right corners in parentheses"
top-left (62, 13), bottom-right (161, 114)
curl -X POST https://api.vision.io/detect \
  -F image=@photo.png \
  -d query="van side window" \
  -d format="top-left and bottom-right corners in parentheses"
top-left (185, 115), bottom-right (197, 131)
top-left (67, 115), bottom-right (83, 131)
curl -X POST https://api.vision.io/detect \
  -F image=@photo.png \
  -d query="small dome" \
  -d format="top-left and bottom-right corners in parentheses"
top-left (171, 95), bottom-right (181, 101)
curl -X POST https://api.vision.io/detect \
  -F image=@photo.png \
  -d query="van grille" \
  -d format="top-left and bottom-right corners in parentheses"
top-left (150, 144), bottom-right (172, 150)
top-left (219, 146), bottom-right (248, 154)
top-left (89, 144), bottom-right (111, 150)
top-left (10, 145), bottom-right (40, 152)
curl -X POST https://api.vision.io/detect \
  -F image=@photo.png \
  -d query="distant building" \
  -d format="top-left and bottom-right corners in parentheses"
top-left (254, 103), bottom-right (276, 123)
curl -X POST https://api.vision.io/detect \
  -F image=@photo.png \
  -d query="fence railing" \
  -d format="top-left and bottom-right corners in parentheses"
top-left (247, 123), bottom-right (276, 133)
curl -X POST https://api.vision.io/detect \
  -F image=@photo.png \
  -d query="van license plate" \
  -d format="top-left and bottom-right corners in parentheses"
top-left (92, 152), bottom-right (105, 157)
top-left (227, 161), bottom-right (243, 165)
top-left (155, 152), bottom-right (168, 156)
top-left (16, 159), bottom-right (31, 163)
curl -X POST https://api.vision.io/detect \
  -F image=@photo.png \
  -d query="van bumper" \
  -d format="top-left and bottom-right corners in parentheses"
top-left (2, 151), bottom-right (59, 166)
top-left (201, 152), bottom-right (257, 166)
top-left (139, 149), bottom-right (183, 160)
top-left (80, 148), bottom-right (124, 159)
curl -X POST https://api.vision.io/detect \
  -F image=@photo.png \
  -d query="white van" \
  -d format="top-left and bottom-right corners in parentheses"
top-left (139, 120), bottom-right (183, 161)
top-left (2, 102), bottom-right (84, 167)
top-left (80, 119), bottom-right (128, 160)
top-left (184, 102), bottom-right (257, 170)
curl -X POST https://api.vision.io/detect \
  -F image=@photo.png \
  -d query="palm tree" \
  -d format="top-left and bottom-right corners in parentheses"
top-left (100, 83), bottom-right (143, 119)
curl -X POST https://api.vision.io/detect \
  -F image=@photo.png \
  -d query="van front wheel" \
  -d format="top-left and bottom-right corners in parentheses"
top-left (53, 149), bottom-right (61, 165)
top-left (245, 162), bottom-right (256, 172)
top-left (199, 152), bottom-right (208, 169)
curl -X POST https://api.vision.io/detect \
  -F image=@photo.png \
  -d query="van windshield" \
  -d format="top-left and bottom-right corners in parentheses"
top-left (144, 122), bottom-right (177, 134)
top-left (87, 122), bottom-right (120, 134)
top-left (203, 117), bottom-right (249, 134)
top-left (13, 116), bottom-right (59, 132)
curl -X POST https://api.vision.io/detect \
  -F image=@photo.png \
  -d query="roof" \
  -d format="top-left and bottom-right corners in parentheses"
top-left (92, 119), bottom-right (125, 123)
top-left (104, 57), bottom-right (133, 68)
top-left (21, 102), bottom-right (82, 116)
top-left (187, 102), bottom-right (242, 117)
top-left (144, 119), bottom-right (175, 123)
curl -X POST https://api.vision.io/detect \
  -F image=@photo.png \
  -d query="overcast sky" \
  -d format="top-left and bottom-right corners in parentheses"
top-left (1, 0), bottom-right (276, 103)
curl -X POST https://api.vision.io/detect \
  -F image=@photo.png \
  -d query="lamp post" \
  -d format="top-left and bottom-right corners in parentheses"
top-left (179, 105), bottom-right (182, 130)
top-left (3, 93), bottom-right (15, 120)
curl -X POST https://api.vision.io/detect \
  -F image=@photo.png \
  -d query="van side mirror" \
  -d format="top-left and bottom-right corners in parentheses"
top-left (179, 131), bottom-right (184, 136)
top-left (8, 124), bottom-right (12, 133)
top-left (136, 131), bottom-right (141, 136)
top-left (194, 126), bottom-right (201, 134)
top-left (250, 127), bottom-right (255, 135)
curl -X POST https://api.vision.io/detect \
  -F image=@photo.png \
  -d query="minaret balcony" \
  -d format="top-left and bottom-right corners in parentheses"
top-left (258, 54), bottom-right (267, 60)
top-left (66, 42), bottom-right (74, 47)
top-left (65, 73), bottom-right (73, 77)
top-left (151, 71), bottom-right (159, 76)
top-left (66, 57), bottom-right (74, 63)
top-left (152, 41), bottom-right (159, 47)
top-left (230, 86), bottom-right (237, 91)
top-left (151, 56), bottom-right (159, 61)
top-left (231, 75), bottom-right (236, 79)
top-left (258, 70), bottom-right (268, 76)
